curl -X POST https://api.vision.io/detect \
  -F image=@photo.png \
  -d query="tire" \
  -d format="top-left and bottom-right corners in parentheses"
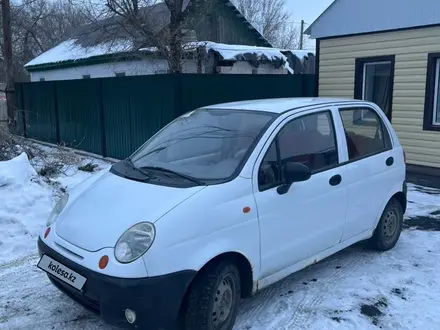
top-left (369, 198), bottom-right (403, 251)
top-left (182, 261), bottom-right (241, 330)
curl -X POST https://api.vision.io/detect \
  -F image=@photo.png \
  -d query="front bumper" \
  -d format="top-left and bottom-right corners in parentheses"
top-left (37, 238), bottom-right (196, 330)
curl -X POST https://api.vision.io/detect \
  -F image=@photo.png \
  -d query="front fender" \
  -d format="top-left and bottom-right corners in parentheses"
top-left (142, 178), bottom-right (261, 279)
top-left (143, 215), bottom-right (260, 279)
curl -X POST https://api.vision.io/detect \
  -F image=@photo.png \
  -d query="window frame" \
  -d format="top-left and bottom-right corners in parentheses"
top-left (257, 109), bottom-right (339, 192)
top-left (423, 53), bottom-right (440, 131)
top-left (338, 106), bottom-right (393, 163)
top-left (354, 55), bottom-right (395, 121)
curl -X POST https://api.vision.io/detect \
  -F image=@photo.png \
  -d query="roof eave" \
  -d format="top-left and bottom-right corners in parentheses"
top-left (304, 0), bottom-right (338, 38)
top-left (25, 50), bottom-right (159, 72)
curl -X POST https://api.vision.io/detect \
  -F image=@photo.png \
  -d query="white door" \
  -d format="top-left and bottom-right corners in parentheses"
top-left (337, 106), bottom-right (401, 240)
top-left (254, 109), bottom-right (348, 279)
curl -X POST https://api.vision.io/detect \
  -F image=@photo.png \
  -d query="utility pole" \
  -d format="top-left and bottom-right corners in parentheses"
top-left (2, 0), bottom-right (17, 130)
top-left (299, 19), bottom-right (305, 50)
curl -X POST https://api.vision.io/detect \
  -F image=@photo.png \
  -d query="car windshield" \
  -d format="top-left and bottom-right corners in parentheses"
top-left (130, 108), bottom-right (276, 182)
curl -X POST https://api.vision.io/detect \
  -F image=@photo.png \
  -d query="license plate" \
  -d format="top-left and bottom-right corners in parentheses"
top-left (38, 255), bottom-right (87, 291)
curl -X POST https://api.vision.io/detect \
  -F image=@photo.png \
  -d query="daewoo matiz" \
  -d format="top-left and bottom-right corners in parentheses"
top-left (37, 98), bottom-right (406, 330)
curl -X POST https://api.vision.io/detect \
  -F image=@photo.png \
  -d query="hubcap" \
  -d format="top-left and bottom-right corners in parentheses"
top-left (383, 209), bottom-right (398, 238)
top-left (212, 275), bottom-right (234, 328)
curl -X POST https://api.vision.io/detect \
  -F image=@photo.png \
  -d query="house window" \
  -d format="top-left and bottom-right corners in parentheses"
top-left (433, 59), bottom-right (440, 125)
top-left (423, 53), bottom-right (440, 131)
top-left (355, 56), bottom-right (395, 121)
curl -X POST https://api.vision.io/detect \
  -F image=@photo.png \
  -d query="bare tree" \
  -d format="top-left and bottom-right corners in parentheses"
top-left (0, 0), bottom-right (87, 80)
top-left (77, 0), bottom-right (215, 73)
top-left (2, 0), bottom-right (15, 127)
top-left (232, 0), bottom-right (302, 49)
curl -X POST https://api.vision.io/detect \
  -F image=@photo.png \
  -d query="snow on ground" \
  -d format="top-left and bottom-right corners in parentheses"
top-left (0, 148), bottom-right (111, 266)
top-left (1, 151), bottom-right (440, 330)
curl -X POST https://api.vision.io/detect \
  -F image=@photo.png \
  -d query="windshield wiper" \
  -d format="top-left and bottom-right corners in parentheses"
top-left (139, 166), bottom-right (205, 186)
top-left (125, 158), bottom-right (151, 180)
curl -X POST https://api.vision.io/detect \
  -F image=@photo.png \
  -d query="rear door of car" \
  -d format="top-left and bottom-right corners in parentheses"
top-left (335, 105), bottom-right (400, 241)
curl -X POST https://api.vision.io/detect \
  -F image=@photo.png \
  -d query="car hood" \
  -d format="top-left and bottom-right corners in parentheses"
top-left (55, 171), bottom-right (205, 252)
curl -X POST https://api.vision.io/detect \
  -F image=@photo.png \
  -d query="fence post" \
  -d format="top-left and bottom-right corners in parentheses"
top-left (19, 84), bottom-right (27, 137)
top-left (174, 73), bottom-right (183, 117)
top-left (53, 82), bottom-right (60, 143)
top-left (298, 74), bottom-right (309, 97)
top-left (98, 80), bottom-right (107, 157)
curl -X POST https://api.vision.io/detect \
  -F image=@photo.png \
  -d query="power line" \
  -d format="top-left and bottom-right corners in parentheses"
top-left (285, 21), bottom-right (311, 25)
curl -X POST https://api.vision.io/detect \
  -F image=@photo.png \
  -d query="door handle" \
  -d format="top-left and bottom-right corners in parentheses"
top-left (329, 174), bottom-right (342, 186)
top-left (386, 157), bottom-right (394, 166)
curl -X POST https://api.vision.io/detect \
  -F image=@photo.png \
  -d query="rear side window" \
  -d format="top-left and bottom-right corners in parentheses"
top-left (339, 107), bottom-right (392, 161)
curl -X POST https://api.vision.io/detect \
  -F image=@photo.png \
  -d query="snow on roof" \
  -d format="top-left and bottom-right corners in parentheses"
top-left (289, 50), bottom-right (315, 61)
top-left (25, 39), bottom-right (133, 68)
top-left (190, 41), bottom-right (293, 74)
top-left (25, 40), bottom-right (293, 73)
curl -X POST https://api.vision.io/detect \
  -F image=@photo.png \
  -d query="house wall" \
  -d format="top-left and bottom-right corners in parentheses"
top-left (191, 3), bottom-right (266, 46)
top-left (318, 26), bottom-right (440, 169)
top-left (217, 62), bottom-right (287, 74)
top-left (30, 59), bottom-right (198, 81)
top-left (30, 59), bottom-right (285, 81)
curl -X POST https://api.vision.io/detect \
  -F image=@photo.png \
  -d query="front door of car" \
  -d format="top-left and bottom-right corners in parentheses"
top-left (253, 109), bottom-right (348, 280)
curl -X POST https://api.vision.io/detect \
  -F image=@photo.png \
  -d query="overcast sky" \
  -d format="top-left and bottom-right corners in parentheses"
top-left (285, 0), bottom-right (335, 50)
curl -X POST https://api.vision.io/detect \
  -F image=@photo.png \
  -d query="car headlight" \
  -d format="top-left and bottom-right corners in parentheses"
top-left (114, 222), bottom-right (156, 263)
top-left (46, 193), bottom-right (69, 227)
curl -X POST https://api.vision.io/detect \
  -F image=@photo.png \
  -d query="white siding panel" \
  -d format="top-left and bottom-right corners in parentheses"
top-left (319, 26), bottom-right (440, 169)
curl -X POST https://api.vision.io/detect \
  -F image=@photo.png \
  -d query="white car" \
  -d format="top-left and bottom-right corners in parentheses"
top-left (37, 98), bottom-right (407, 330)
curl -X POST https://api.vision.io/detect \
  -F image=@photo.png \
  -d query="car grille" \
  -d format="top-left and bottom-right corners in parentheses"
top-left (49, 276), bottom-right (100, 313)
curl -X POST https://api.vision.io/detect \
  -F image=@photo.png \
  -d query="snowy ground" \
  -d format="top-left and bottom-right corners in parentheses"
top-left (1, 150), bottom-right (440, 330)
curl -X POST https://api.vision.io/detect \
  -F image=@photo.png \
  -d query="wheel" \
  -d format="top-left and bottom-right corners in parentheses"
top-left (182, 261), bottom-right (241, 330)
top-left (369, 198), bottom-right (403, 251)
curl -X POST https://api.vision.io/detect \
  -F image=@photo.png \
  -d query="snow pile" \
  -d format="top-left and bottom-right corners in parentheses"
top-left (0, 153), bottom-right (53, 265)
top-left (25, 39), bottom-right (133, 67)
top-left (0, 152), bottom-right (36, 188)
top-left (0, 149), bottom-right (111, 266)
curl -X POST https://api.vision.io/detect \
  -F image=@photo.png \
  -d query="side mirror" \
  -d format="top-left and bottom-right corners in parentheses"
top-left (277, 162), bottom-right (311, 195)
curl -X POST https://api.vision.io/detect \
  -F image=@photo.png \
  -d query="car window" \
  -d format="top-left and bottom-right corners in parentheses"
top-left (130, 109), bottom-right (276, 182)
top-left (258, 141), bottom-right (282, 190)
top-left (339, 107), bottom-right (391, 161)
top-left (258, 111), bottom-right (339, 191)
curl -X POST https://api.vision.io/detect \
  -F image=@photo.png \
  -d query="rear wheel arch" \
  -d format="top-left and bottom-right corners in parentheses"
top-left (391, 191), bottom-right (407, 214)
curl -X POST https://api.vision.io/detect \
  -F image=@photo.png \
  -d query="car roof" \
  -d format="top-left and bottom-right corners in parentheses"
top-left (202, 97), bottom-right (370, 114)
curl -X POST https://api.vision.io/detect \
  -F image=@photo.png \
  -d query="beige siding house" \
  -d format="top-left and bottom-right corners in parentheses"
top-left (306, 0), bottom-right (440, 186)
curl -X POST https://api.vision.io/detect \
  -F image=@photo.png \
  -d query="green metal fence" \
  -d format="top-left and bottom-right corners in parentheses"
top-left (16, 74), bottom-right (316, 159)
